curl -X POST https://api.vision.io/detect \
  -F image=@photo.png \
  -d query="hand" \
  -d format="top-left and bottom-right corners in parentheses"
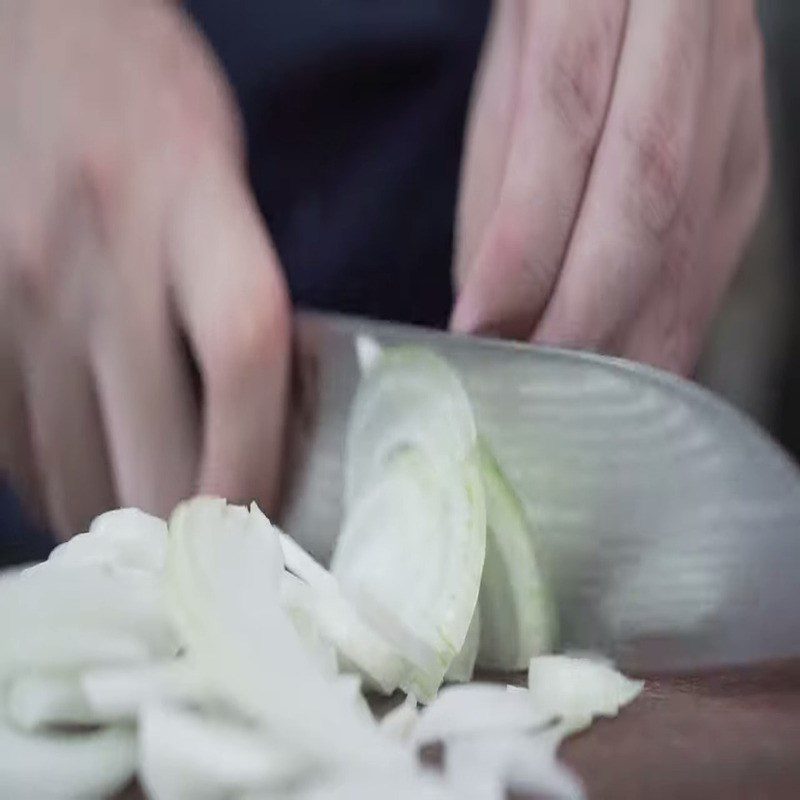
top-left (0, 0), bottom-right (290, 538)
top-left (452, 0), bottom-right (769, 374)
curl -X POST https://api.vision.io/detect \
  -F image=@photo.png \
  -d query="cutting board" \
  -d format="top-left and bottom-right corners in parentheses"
top-left (116, 660), bottom-right (800, 800)
top-left (561, 660), bottom-right (800, 799)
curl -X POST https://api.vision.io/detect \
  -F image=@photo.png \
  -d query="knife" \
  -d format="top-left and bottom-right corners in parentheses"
top-left (279, 310), bottom-right (800, 673)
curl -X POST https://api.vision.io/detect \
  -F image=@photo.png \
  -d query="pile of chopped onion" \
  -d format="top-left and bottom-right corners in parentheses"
top-left (0, 343), bottom-right (644, 799)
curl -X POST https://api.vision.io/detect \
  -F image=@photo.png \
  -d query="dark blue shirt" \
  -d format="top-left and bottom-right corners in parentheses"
top-left (188, 0), bottom-right (488, 327)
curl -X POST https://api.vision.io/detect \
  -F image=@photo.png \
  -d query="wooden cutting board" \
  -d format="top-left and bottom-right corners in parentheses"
top-left (118, 660), bottom-right (800, 800)
top-left (561, 660), bottom-right (800, 800)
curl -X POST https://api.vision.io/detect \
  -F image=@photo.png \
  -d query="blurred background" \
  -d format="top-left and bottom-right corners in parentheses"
top-left (697, 1), bottom-right (800, 462)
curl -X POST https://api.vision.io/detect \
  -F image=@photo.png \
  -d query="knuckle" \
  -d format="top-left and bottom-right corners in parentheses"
top-left (207, 290), bottom-right (289, 394)
top-left (625, 114), bottom-right (688, 239)
top-left (75, 145), bottom-right (125, 230)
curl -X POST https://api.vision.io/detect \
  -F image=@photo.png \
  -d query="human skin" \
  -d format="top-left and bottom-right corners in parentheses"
top-left (453, 0), bottom-right (769, 375)
top-left (0, 0), bottom-right (289, 538)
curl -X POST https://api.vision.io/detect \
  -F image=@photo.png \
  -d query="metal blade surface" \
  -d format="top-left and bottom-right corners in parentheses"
top-left (280, 311), bottom-right (800, 672)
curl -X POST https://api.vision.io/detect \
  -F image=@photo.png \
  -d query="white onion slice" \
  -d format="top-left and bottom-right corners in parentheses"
top-left (2, 561), bottom-right (174, 661)
top-left (333, 347), bottom-right (486, 700)
top-left (334, 374), bottom-right (485, 698)
top-left (139, 702), bottom-right (306, 800)
top-left (0, 723), bottom-right (135, 800)
top-left (82, 660), bottom-right (206, 721)
top-left (166, 497), bottom-right (410, 771)
top-left (527, 655), bottom-right (644, 737)
top-left (446, 735), bottom-right (585, 800)
top-left (295, 771), bottom-right (458, 800)
top-left (343, 347), bottom-right (479, 505)
top-left (413, 683), bottom-right (551, 746)
top-left (6, 674), bottom-right (96, 732)
top-left (48, 508), bottom-right (167, 573)
top-left (379, 695), bottom-right (419, 742)
top-left (279, 540), bottom-right (408, 694)
top-left (444, 604), bottom-right (480, 684)
top-left (476, 441), bottom-right (555, 670)
top-left (0, 628), bottom-right (151, 679)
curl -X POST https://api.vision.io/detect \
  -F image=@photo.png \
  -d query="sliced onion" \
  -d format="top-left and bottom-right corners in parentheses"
top-left (81, 660), bottom-right (206, 722)
top-left (0, 628), bottom-right (151, 680)
top-left (280, 575), bottom-right (341, 678)
top-left (332, 347), bottom-right (486, 701)
top-left (280, 566), bottom-right (408, 694)
top-left (0, 723), bottom-right (135, 800)
top-left (48, 508), bottom-right (167, 573)
top-left (379, 695), bottom-right (419, 742)
top-left (166, 497), bottom-right (411, 771)
top-left (446, 735), bottom-right (585, 800)
top-left (444, 603), bottom-right (480, 684)
top-left (139, 701), bottom-right (306, 800)
top-left (412, 683), bottom-right (551, 746)
top-left (476, 441), bottom-right (555, 670)
top-left (279, 532), bottom-right (406, 692)
top-left (295, 771), bottom-right (457, 800)
top-left (2, 561), bottom-right (175, 661)
top-left (279, 531), bottom-right (338, 593)
top-left (343, 346), bottom-right (479, 506)
top-left (6, 674), bottom-right (96, 732)
top-left (527, 655), bottom-right (644, 737)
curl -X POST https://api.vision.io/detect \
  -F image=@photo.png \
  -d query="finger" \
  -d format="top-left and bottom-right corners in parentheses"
top-left (8, 185), bottom-right (118, 538)
top-left (710, 7), bottom-right (770, 277)
top-left (0, 165), bottom-right (47, 525)
top-left (168, 155), bottom-right (290, 512)
top-left (535, 0), bottom-right (711, 351)
top-left (451, 0), bottom-right (626, 338)
top-left (0, 319), bottom-right (43, 524)
top-left (88, 165), bottom-right (200, 518)
top-left (453, 0), bottom-right (525, 286)
top-left (615, 0), bottom-right (768, 373)
top-left (22, 338), bottom-right (115, 540)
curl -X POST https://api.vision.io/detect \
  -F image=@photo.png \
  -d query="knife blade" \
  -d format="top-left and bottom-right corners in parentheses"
top-left (279, 310), bottom-right (800, 673)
